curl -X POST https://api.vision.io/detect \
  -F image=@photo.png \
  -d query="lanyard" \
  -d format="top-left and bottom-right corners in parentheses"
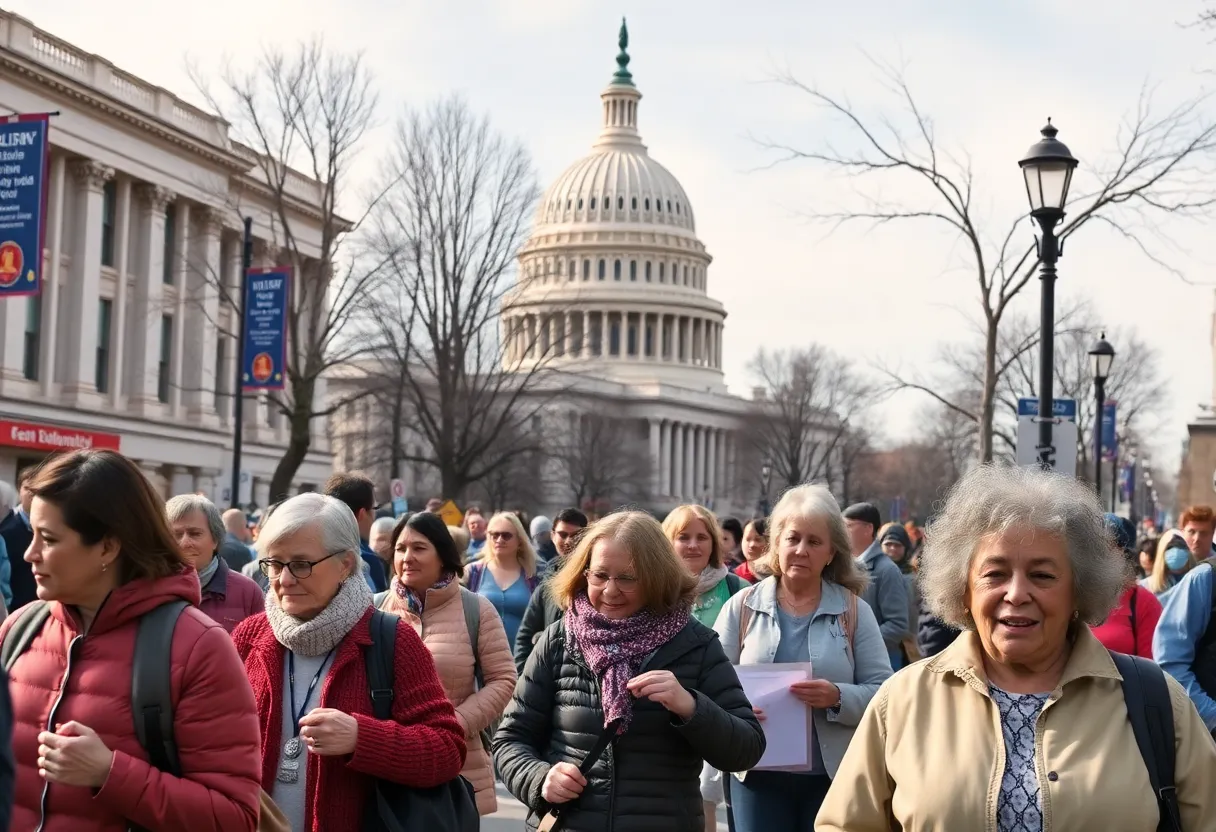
top-left (288, 649), bottom-right (334, 737)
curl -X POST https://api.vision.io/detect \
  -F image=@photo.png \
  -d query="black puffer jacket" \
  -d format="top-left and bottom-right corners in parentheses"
top-left (514, 579), bottom-right (564, 674)
top-left (494, 617), bottom-right (765, 831)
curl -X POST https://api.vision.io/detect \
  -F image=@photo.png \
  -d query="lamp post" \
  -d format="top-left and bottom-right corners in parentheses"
top-left (759, 461), bottom-right (773, 518)
top-left (1019, 121), bottom-right (1079, 470)
top-left (1088, 333), bottom-right (1115, 496)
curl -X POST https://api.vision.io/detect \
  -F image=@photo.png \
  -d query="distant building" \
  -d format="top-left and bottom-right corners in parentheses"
top-left (1177, 289), bottom-right (1216, 512)
top-left (0, 11), bottom-right (331, 500)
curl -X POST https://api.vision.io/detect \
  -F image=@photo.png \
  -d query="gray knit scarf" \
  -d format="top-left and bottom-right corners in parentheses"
top-left (695, 564), bottom-right (730, 596)
top-left (264, 574), bottom-right (373, 657)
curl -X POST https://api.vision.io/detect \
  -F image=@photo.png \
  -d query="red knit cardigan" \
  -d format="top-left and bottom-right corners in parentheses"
top-left (232, 608), bottom-right (467, 832)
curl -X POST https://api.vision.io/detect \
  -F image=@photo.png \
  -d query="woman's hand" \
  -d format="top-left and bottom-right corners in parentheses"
top-left (790, 680), bottom-right (841, 709)
top-left (753, 706), bottom-right (766, 722)
top-left (626, 670), bottom-right (696, 721)
top-left (37, 721), bottom-right (113, 788)
top-left (542, 762), bottom-right (587, 804)
top-left (300, 707), bottom-right (359, 756)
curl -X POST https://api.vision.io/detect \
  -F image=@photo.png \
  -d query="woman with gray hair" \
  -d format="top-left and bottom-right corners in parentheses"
top-left (231, 493), bottom-right (465, 832)
top-left (816, 465), bottom-right (1216, 832)
top-left (166, 494), bottom-right (263, 633)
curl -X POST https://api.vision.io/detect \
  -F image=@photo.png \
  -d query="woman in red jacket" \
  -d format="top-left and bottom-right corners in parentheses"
top-left (233, 492), bottom-right (465, 832)
top-left (2, 449), bottom-right (262, 831)
top-left (166, 493), bottom-right (263, 633)
top-left (1090, 513), bottom-right (1162, 658)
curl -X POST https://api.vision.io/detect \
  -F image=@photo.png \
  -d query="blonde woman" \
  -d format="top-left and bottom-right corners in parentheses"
top-left (464, 511), bottom-right (540, 647)
top-left (663, 505), bottom-right (750, 628)
top-left (1139, 530), bottom-right (1196, 599)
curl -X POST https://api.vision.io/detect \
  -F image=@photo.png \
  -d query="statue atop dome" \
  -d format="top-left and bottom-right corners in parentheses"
top-left (612, 17), bottom-right (634, 86)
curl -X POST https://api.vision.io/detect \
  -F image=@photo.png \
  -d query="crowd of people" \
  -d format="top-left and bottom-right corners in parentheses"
top-left (0, 449), bottom-right (1208, 830)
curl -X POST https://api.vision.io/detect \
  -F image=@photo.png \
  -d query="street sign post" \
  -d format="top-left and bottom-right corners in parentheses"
top-left (1016, 398), bottom-right (1078, 476)
top-left (390, 478), bottom-right (407, 515)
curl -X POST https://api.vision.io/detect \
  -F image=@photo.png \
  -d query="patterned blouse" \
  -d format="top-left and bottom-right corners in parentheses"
top-left (991, 686), bottom-right (1050, 832)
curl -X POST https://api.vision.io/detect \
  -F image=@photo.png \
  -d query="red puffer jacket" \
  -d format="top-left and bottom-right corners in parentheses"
top-left (233, 608), bottom-right (467, 832)
top-left (3, 570), bottom-right (262, 832)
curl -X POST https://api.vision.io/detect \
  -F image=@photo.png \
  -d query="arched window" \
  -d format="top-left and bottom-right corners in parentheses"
top-left (614, 259), bottom-right (621, 280)
top-left (566, 199), bottom-right (571, 210)
top-left (598, 259), bottom-right (606, 280)
top-left (667, 200), bottom-right (673, 213)
top-left (659, 262), bottom-right (666, 282)
top-left (578, 198), bottom-right (584, 210)
top-left (583, 259), bottom-right (590, 280)
top-left (568, 260), bottom-right (576, 281)
top-left (590, 197), bottom-right (597, 210)
top-left (657, 199), bottom-right (663, 212)
top-left (676, 202), bottom-right (681, 215)
top-left (618, 196), bottom-right (624, 210)
top-left (631, 196), bottom-right (638, 210)
top-left (645, 261), bottom-right (652, 282)
top-left (683, 264), bottom-right (689, 285)
top-left (645, 198), bottom-right (651, 211)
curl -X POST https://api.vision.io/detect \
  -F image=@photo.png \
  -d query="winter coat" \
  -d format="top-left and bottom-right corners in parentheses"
top-left (0, 511), bottom-right (34, 610)
top-left (217, 533), bottom-right (254, 572)
top-left (0, 670), bottom-right (14, 832)
top-left (1090, 584), bottom-right (1161, 659)
top-left (3, 569), bottom-right (262, 832)
top-left (198, 556), bottom-right (264, 634)
top-left (855, 540), bottom-right (910, 667)
top-left (494, 618), bottom-right (765, 832)
top-left (513, 578), bottom-right (564, 674)
top-left (915, 599), bottom-right (960, 658)
top-left (232, 607), bottom-right (466, 832)
top-left (377, 581), bottom-right (517, 814)
top-left (814, 627), bottom-right (1216, 831)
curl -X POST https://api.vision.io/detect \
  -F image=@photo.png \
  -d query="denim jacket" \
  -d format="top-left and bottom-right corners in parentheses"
top-left (700, 576), bottom-right (892, 800)
top-left (1153, 562), bottom-right (1216, 731)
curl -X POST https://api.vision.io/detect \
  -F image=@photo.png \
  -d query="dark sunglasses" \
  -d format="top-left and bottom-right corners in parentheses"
top-left (489, 531), bottom-right (515, 541)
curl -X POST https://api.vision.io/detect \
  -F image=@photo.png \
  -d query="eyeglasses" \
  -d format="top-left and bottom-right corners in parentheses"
top-left (584, 570), bottom-right (639, 592)
top-left (489, 531), bottom-right (515, 542)
top-left (260, 551), bottom-right (340, 579)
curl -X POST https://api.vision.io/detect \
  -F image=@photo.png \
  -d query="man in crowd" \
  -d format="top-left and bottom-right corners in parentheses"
top-left (0, 469), bottom-right (35, 610)
top-left (324, 473), bottom-right (389, 592)
top-left (425, 496), bottom-right (443, 513)
top-left (1180, 505), bottom-right (1216, 564)
top-left (513, 507), bottom-right (588, 672)
top-left (843, 502), bottom-right (910, 669)
top-left (369, 516), bottom-right (396, 568)
top-left (1154, 550), bottom-right (1216, 733)
top-left (219, 508), bottom-right (255, 570)
top-left (464, 507), bottom-right (488, 560)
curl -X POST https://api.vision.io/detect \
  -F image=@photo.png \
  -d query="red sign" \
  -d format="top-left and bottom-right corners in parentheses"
top-left (0, 419), bottom-right (121, 453)
top-left (0, 241), bottom-right (23, 288)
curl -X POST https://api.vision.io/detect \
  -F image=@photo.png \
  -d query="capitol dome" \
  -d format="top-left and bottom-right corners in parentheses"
top-left (502, 20), bottom-right (726, 392)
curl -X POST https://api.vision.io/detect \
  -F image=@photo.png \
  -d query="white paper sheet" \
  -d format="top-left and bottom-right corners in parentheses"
top-left (736, 662), bottom-right (812, 770)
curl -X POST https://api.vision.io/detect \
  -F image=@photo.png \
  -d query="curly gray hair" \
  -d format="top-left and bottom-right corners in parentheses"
top-left (920, 464), bottom-right (1128, 629)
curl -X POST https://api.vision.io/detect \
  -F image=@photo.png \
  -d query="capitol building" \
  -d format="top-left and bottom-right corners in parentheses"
top-left (333, 24), bottom-right (771, 518)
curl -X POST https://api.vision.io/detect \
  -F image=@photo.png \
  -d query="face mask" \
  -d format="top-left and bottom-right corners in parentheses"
top-left (1165, 547), bottom-right (1190, 572)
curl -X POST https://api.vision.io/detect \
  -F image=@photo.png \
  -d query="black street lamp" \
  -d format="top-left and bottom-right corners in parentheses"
top-left (758, 461), bottom-right (773, 517)
top-left (1019, 120), bottom-right (1079, 470)
top-left (1088, 333), bottom-right (1115, 496)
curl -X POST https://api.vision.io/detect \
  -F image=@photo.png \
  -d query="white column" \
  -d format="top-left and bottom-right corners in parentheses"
top-left (168, 199), bottom-right (190, 416)
top-left (108, 176), bottom-right (132, 407)
top-left (648, 419), bottom-right (661, 497)
top-left (61, 160), bottom-right (113, 406)
top-left (659, 420), bottom-right (671, 496)
top-left (38, 153), bottom-right (67, 396)
top-left (599, 311), bottom-right (608, 357)
top-left (581, 311), bottom-right (590, 357)
top-left (672, 422), bottom-right (685, 500)
top-left (129, 184), bottom-right (174, 415)
top-left (716, 430), bottom-right (727, 501)
top-left (682, 316), bottom-right (692, 364)
top-left (727, 433), bottom-right (737, 502)
top-left (694, 426), bottom-right (706, 500)
top-left (707, 427), bottom-right (718, 504)
top-left (187, 207), bottom-right (221, 425)
top-left (683, 424), bottom-right (695, 504)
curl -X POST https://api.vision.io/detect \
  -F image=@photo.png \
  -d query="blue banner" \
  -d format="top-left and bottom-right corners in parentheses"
top-left (0, 115), bottom-right (50, 297)
top-left (1017, 398), bottom-right (1077, 420)
top-left (1101, 401), bottom-right (1117, 462)
top-left (242, 268), bottom-right (289, 391)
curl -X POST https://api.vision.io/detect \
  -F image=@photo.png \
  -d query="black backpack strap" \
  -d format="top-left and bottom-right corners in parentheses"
top-left (1, 601), bottom-right (50, 672)
top-left (364, 610), bottom-right (398, 720)
top-left (1110, 650), bottom-right (1182, 832)
top-left (132, 601), bottom-right (189, 777)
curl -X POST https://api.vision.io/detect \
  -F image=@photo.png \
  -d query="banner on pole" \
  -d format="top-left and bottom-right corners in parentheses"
top-left (242, 268), bottom-right (290, 391)
top-left (0, 114), bottom-right (50, 297)
top-left (1101, 401), bottom-right (1117, 462)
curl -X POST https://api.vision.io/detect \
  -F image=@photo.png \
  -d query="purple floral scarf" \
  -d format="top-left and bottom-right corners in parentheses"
top-left (393, 572), bottom-right (456, 616)
top-left (564, 591), bottom-right (692, 735)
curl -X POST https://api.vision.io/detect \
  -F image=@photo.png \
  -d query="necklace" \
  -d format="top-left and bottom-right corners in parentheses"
top-left (778, 590), bottom-right (820, 614)
top-left (277, 649), bottom-right (335, 784)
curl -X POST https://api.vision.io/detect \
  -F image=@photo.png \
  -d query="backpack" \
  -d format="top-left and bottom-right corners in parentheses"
top-left (1, 600), bottom-right (190, 832)
top-left (374, 587), bottom-right (492, 750)
top-left (1108, 651), bottom-right (1182, 832)
top-left (362, 609), bottom-right (479, 832)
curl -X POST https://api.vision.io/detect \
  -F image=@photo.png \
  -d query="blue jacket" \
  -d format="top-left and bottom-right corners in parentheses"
top-left (710, 576), bottom-right (892, 786)
top-left (360, 540), bottom-right (388, 592)
top-left (1154, 562), bottom-right (1216, 731)
top-left (856, 540), bottom-right (911, 667)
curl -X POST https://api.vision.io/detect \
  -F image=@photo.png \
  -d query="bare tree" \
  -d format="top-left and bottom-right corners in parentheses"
top-left (190, 41), bottom-right (384, 500)
top-left (367, 97), bottom-right (556, 501)
top-left (548, 411), bottom-right (652, 508)
top-left (766, 60), bottom-right (1216, 462)
top-left (747, 345), bottom-right (872, 490)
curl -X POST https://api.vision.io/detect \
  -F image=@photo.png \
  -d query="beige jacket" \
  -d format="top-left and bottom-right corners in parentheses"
top-left (816, 627), bottom-right (1216, 832)
top-left (379, 581), bottom-right (517, 815)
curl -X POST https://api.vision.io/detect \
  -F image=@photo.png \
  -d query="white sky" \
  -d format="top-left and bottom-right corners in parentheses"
top-left (11, 0), bottom-right (1216, 470)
